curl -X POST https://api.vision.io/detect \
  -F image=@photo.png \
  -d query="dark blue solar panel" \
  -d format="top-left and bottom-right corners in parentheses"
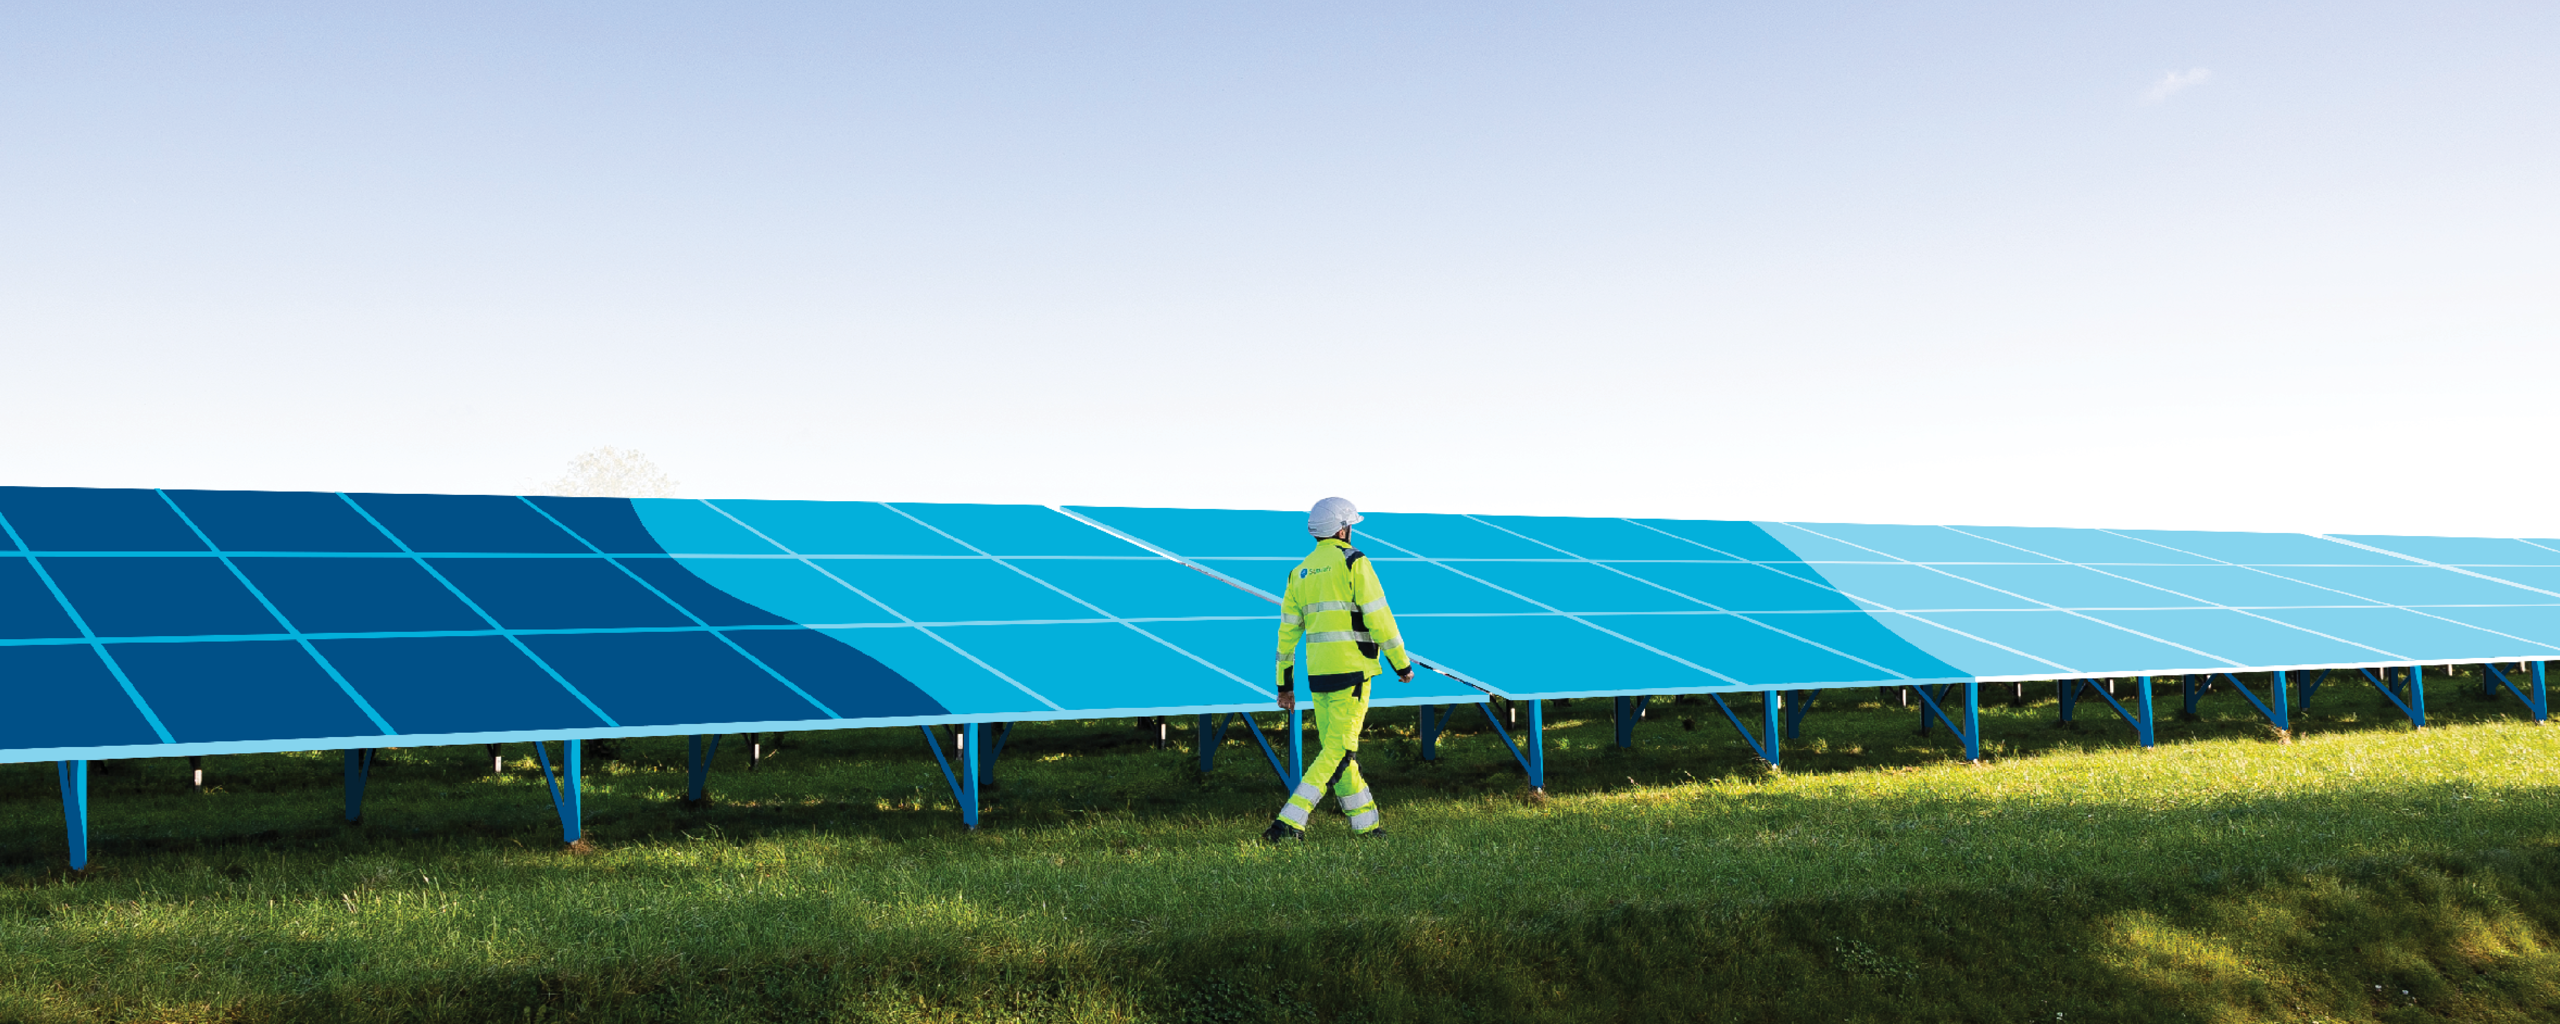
top-left (0, 558), bottom-right (82, 639)
top-left (520, 631), bottom-right (831, 727)
top-left (164, 490), bottom-right (400, 553)
top-left (350, 493), bottom-right (587, 554)
top-left (724, 628), bottom-right (948, 719)
top-left (232, 557), bottom-right (487, 634)
top-left (0, 487), bottom-right (204, 552)
top-left (617, 557), bottom-right (795, 627)
top-left (45, 558), bottom-right (282, 637)
top-left (427, 558), bottom-right (693, 630)
top-left (524, 496), bottom-right (666, 554)
top-left (0, 645), bottom-right (162, 750)
top-left (315, 635), bottom-right (608, 734)
top-left (900, 503), bottom-right (1146, 557)
top-left (110, 640), bottom-right (382, 742)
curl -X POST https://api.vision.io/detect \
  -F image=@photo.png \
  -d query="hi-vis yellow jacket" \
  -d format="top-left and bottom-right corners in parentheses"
top-left (1275, 537), bottom-right (1412, 693)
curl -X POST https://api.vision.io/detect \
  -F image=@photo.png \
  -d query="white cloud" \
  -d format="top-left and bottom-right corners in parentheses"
top-left (2142, 67), bottom-right (2213, 104)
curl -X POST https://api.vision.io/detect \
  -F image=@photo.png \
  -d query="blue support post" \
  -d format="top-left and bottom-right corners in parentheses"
top-left (1417, 705), bottom-right (1443, 761)
top-left (1964, 680), bottom-right (1981, 760)
top-left (1476, 701), bottom-right (1539, 785)
top-left (2272, 671), bottom-right (2290, 732)
top-left (2483, 661), bottom-right (2495, 699)
top-left (1784, 690), bottom-right (1815, 739)
top-left (343, 748), bottom-right (373, 822)
top-left (532, 740), bottom-right (582, 845)
top-left (2183, 674), bottom-right (2201, 717)
top-left (1526, 700), bottom-right (1546, 791)
top-left (59, 760), bottom-right (88, 871)
top-left (1708, 692), bottom-right (1781, 765)
top-left (686, 734), bottom-right (721, 803)
top-left (961, 722), bottom-right (980, 829)
top-left (1197, 713), bottom-right (1221, 772)
top-left (2136, 676), bottom-right (2155, 748)
top-left (2410, 665), bottom-right (2425, 728)
top-left (1615, 696), bottom-right (1636, 748)
top-left (2538, 662), bottom-right (2550, 724)
top-left (1910, 683), bottom-right (1983, 761)
top-left (1762, 690), bottom-right (1782, 766)
top-left (2058, 678), bottom-right (2080, 724)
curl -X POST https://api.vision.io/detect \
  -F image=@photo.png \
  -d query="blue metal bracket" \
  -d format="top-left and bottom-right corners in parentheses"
top-left (1706, 690), bottom-right (1783, 766)
top-left (343, 748), bottom-right (374, 822)
top-left (2293, 669), bottom-right (2334, 711)
top-left (685, 734), bottom-right (722, 803)
top-left (1783, 690), bottom-right (1816, 739)
top-left (2207, 672), bottom-right (2292, 731)
top-left (1192, 713), bottom-right (1294, 789)
top-left (1613, 696), bottom-right (1654, 748)
top-left (59, 760), bottom-right (89, 871)
top-left (1476, 699), bottom-right (1545, 790)
top-left (1417, 704), bottom-right (1449, 761)
top-left (918, 722), bottom-right (984, 828)
top-left (532, 740), bottom-right (583, 844)
top-left (1911, 681), bottom-right (1984, 761)
top-left (2359, 665), bottom-right (2425, 727)
top-left (2480, 662), bottom-right (2548, 723)
top-left (1287, 708), bottom-right (1304, 782)
top-left (2056, 678), bottom-right (2155, 747)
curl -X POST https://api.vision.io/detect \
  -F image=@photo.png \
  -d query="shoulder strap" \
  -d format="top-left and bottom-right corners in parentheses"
top-left (1341, 546), bottom-right (1365, 569)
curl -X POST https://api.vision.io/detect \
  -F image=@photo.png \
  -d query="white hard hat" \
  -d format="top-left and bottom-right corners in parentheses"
top-left (1307, 496), bottom-right (1363, 538)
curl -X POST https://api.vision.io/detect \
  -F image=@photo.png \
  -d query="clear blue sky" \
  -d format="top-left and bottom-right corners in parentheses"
top-left (4, 2), bottom-right (2553, 534)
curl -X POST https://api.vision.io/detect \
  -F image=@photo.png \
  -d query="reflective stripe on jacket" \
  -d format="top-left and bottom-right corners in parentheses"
top-left (1275, 537), bottom-right (1411, 692)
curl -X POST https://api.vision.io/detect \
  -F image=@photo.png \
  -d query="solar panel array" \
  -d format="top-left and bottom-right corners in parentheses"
top-left (0, 488), bottom-right (1297, 763)
top-left (10, 486), bottom-right (2560, 765)
top-left (1077, 508), bottom-right (2560, 701)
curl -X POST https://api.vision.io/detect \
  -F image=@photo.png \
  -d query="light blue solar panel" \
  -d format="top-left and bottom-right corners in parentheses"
top-left (2246, 607), bottom-right (2560, 661)
top-left (1590, 614), bottom-right (1909, 687)
top-left (1624, 519), bottom-right (1780, 561)
top-left (1607, 562), bottom-right (1862, 613)
top-left (1397, 615), bottom-right (1724, 697)
top-left (710, 499), bottom-right (971, 556)
top-left (1758, 611), bottom-right (1971, 680)
top-left (936, 622), bottom-right (1268, 712)
top-left (722, 629), bottom-right (949, 720)
top-left (2099, 565), bottom-right (2378, 609)
top-left (900, 503), bottom-right (1148, 557)
top-left (2079, 610), bottom-right (2390, 668)
top-left (672, 558), bottom-right (903, 626)
top-left (2417, 607), bottom-right (2560, 650)
top-left (1934, 564), bottom-right (2207, 609)
top-left (2451, 567), bottom-right (2560, 599)
top-left (2335, 535), bottom-right (2560, 567)
top-left (1946, 526), bottom-right (2220, 565)
top-left (1359, 513), bottom-right (1564, 560)
top-left (813, 559), bottom-right (1096, 623)
top-left (1788, 523), bottom-right (2060, 564)
top-left (2109, 530), bottom-right (2413, 566)
top-left (1797, 564), bottom-right (2044, 611)
top-left (1066, 506), bottom-right (1307, 558)
top-left (1188, 558), bottom-right (1298, 598)
top-left (628, 498), bottom-right (786, 554)
top-left (1446, 561), bottom-right (1704, 612)
top-left (1859, 611), bottom-right (2067, 677)
top-left (1008, 559), bottom-right (1275, 619)
top-left (1211, 558), bottom-right (1543, 616)
top-left (1760, 524), bottom-right (1900, 562)
top-left (1138, 618), bottom-right (1485, 708)
top-left (1471, 515), bottom-right (1719, 560)
top-left (821, 627), bottom-right (1054, 716)
top-left (1911, 611), bottom-right (2221, 676)
top-left (2258, 566), bottom-right (2555, 607)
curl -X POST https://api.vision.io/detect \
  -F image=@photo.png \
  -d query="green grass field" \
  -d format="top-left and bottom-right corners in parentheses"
top-left (7, 671), bottom-right (2560, 1023)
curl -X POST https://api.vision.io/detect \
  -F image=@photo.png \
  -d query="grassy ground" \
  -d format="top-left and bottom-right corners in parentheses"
top-left (5, 670), bottom-right (2560, 1023)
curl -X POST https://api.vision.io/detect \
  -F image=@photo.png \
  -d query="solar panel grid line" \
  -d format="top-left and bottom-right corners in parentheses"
top-left (1048, 505), bottom-right (1287, 603)
top-left (1776, 522), bottom-right (2252, 673)
top-left (2076, 529), bottom-right (2454, 661)
top-left (2163, 533), bottom-right (2560, 661)
top-left (1614, 517), bottom-right (2082, 676)
top-left (693, 498), bottom-right (1069, 713)
top-left (0, 507), bottom-right (176, 743)
top-left (515, 496), bottom-right (845, 721)
top-left (1350, 525), bottom-right (1747, 688)
top-left (877, 503), bottom-right (1275, 699)
top-left (2317, 535), bottom-right (2560, 601)
top-left (1457, 514), bottom-right (1920, 682)
top-left (1936, 525), bottom-right (2414, 664)
top-left (158, 490), bottom-right (398, 737)
top-left (334, 492), bottom-right (624, 728)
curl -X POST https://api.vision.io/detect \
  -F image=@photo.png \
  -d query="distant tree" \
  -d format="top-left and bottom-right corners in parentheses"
top-left (547, 446), bottom-right (679, 498)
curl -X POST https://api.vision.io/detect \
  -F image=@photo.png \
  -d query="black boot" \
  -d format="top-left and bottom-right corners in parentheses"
top-left (1261, 820), bottom-right (1303, 844)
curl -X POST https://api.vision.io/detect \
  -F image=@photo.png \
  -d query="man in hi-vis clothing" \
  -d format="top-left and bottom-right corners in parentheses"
top-left (1263, 496), bottom-right (1414, 843)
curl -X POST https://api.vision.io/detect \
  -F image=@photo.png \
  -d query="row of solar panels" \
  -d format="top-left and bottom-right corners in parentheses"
top-left (6, 486), bottom-right (2560, 762)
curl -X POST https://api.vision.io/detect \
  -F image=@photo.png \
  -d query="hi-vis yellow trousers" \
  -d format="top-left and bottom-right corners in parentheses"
top-left (1272, 684), bottom-right (1379, 834)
